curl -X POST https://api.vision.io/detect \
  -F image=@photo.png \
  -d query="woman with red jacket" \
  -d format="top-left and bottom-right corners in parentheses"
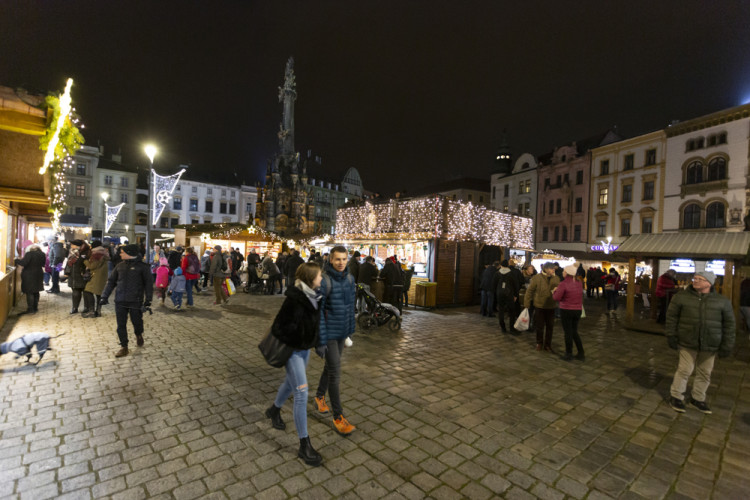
top-left (180, 247), bottom-right (201, 308)
top-left (553, 264), bottom-right (585, 361)
top-left (604, 268), bottom-right (621, 317)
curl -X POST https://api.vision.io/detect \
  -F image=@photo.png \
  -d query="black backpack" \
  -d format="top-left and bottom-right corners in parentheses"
top-left (496, 272), bottom-right (514, 298)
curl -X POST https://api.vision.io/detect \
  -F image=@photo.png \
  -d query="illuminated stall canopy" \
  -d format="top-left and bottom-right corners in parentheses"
top-left (335, 195), bottom-right (534, 248)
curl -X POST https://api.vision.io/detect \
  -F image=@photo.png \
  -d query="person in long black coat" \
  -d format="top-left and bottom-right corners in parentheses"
top-left (15, 244), bottom-right (46, 314)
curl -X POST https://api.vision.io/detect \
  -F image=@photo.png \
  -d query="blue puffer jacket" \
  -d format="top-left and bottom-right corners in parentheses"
top-left (319, 263), bottom-right (356, 344)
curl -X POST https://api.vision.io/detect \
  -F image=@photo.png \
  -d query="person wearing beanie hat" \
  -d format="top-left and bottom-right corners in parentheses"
top-left (524, 262), bottom-right (560, 351)
top-left (553, 264), bottom-right (585, 361)
top-left (100, 245), bottom-right (154, 358)
top-left (168, 266), bottom-right (187, 310)
top-left (666, 269), bottom-right (735, 414)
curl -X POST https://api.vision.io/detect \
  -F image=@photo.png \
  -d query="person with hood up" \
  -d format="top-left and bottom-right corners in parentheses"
top-left (313, 246), bottom-right (357, 436)
top-left (524, 262), bottom-right (560, 352)
top-left (14, 244), bottom-right (46, 314)
top-left (168, 267), bottom-right (187, 310)
top-left (82, 241), bottom-right (110, 318)
top-left (154, 258), bottom-right (170, 305)
top-left (100, 244), bottom-right (153, 358)
top-left (265, 262), bottom-right (325, 467)
top-left (553, 264), bottom-right (585, 361)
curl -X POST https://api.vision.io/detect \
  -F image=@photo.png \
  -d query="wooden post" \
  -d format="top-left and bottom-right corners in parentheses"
top-left (731, 259), bottom-right (742, 329)
top-left (722, 259), bottom-right (733, 299)
top-left (626, 256), bottom-right (636, 322)
top-left (650, 257), bottom-right (660, 320)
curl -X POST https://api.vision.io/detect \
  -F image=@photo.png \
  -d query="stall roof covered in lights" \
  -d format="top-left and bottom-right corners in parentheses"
top-left (177, 222), bottom-right (332, 247)
top-left (334, 195), bottom-right (534, 249)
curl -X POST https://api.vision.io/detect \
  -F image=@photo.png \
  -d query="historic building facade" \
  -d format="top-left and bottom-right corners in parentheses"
top-left (662, 103), bottom-right (750, 233)
top-left (588, 130), bottom-right (666, 248)
top-left (492, 152), bottom-right (538, 217)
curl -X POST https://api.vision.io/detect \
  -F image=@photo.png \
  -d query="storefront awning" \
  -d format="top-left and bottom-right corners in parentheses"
top-left (616, 232), bottom-right (750, 259)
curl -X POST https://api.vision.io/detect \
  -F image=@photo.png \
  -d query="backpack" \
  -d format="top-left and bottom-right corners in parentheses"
top-left (186, 254), bottom-right (200, 275)
top-left (496, 272), bottom-right (514, 299)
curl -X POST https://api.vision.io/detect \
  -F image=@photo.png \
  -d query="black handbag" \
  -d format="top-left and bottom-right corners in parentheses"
top-left (258, 328), bottom-right (294, 368)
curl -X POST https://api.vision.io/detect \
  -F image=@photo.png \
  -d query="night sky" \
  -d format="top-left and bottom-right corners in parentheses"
top-left (2, 1), bottom-right (749, 195)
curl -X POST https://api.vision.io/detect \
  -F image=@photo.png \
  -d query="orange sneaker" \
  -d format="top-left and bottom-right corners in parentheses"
top-left (314, 396), bottom-right (330, 414)
top-left (333, 415), bottom-right (355, 435)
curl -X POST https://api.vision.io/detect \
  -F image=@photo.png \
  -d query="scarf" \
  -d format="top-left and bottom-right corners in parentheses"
top-left (296, 279), bottom-right (321, 310)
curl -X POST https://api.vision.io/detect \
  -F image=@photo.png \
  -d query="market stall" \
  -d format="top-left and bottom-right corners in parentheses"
top-left (174, 223), bottom-right (286, 258)
top-left (335, 195), bottom-right (534, 306)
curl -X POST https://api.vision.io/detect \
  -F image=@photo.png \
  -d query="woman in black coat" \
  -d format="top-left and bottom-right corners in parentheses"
top-left (15, 244), bottom-right (46, 314)
top-left (265, 262), bottom-right (324, 467)
top-left (65, 240), bottom-right (90, 314)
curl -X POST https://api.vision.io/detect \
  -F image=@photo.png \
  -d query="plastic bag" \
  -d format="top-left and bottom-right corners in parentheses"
top-left (514, 308), bottom-right (530, 331)
top-left (581, 305), bottom-right (586, 319)
top-left (225, 278), bottom-right (236, 296)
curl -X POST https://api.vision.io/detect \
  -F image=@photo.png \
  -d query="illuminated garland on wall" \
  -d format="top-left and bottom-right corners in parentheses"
top-left (335, 196), bottom-right (535, 249)
top-left (38, 78), bottom-right (85, 230)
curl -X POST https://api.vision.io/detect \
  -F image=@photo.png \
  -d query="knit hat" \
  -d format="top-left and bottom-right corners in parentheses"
top-left (564, 264), bottom-right (577, 276)
top-left (694, 271), bottom-right (716, 286)
top-left (159, 257), bottom-right (168, 266)
top-left (174, 267), bottom-right (182, 276)
top-left (121, 244), bottom-right (139, 257)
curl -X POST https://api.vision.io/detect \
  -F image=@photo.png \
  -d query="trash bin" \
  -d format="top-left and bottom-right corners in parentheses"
top-left (415, 282), bottom-right (437, 308)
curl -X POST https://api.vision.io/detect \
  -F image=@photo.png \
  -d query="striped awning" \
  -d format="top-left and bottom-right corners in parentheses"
top-left (616, 232), bottom-right (750, 259)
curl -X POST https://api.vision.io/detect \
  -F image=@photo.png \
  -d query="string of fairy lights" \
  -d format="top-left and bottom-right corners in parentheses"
top-left (335, 196), bottom-right (534, 249)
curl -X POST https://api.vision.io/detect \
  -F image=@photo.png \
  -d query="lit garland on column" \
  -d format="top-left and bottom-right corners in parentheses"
top-left (335, 195), bottom-right (534, 249)
top-left (38, 78), bottom-right (85, 231)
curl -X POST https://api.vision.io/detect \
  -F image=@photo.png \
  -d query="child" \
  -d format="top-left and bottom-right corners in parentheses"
top-left (169, 267), bottom-right (187, 310)
top-left (155, 258), bottom-right (170, 305)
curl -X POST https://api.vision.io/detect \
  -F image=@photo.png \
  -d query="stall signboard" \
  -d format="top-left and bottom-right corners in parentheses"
top-left (670, 259), bottom-right (696, 273)
top-left (705, 259), bottom-right (726, 276)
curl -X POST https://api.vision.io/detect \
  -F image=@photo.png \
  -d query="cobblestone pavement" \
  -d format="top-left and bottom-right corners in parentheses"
top-left (1, 284), bottom-right (749, 500)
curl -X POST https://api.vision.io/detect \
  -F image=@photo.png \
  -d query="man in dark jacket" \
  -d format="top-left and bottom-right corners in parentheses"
top-left (313, 246), bottom-right (357, 436)
top-left (47, 238), bottom-right (67, 293)
top-left (495, 261), bottom-right (520, 332)
top-left (15, 244), bottom-right (46, 314)
top-left (358, 256), bottom-right (378, 287)
top-left (100, 244), bottom-right (154, 358)
top-left (285, 250), bottom-right (305, 286)
top-left (380, 255), bottom-right (404, 313)
top-left (479, 262), bottom-right (498, 317)
top-left (347, 251), bottom-right (360, 283)
top-left (167, 246), bottom-right (183, 271)
top-left (667, 271), bottom-right (735, 414)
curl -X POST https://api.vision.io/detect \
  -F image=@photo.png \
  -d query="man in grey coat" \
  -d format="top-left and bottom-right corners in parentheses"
top-left (666, 271), bottom-right (735, 414)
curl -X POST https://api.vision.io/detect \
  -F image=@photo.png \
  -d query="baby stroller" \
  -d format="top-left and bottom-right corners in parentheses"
top-left (356, 284), bottom-right (401, 332)
top-left (243, 265), bottom-right (268, 294)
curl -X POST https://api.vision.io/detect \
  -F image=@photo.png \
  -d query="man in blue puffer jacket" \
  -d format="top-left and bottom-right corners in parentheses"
top-left (313, 246), bottom-right (357, 435)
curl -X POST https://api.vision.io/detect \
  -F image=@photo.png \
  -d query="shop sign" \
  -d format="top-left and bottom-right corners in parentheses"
top-left (705, 259), bottom-right (725, 276)
top-left (590, 244), bottom-right (619, 253)
top-left (670, 259), bottom-right (695, 273)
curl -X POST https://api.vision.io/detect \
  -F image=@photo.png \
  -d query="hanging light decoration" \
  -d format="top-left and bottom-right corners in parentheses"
top-left (105, 203), bottom-right (125, 232)
top-left (152, 169), bottom-right (186, 225)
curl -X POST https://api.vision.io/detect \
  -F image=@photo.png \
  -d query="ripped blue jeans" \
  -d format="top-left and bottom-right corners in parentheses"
top-left (274, 349), bottom-right (310, 438)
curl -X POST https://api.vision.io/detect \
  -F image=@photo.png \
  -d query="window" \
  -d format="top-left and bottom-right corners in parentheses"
top-left (523, 203), bottom-right (530, 216)
top-left (75, 184), bottom-right (85, 197)
top-left (221, 189), bottom-right (226, 197)
top-left (576, 170), bottom-right (583, 185)
top-left (642, 217), bottom-right (653, 234)
top-left (686, 139), bottom-right (695, 152)
top-left (518, 181), bottom-right (524, 194)
top-left (563, 173), bottom-right (569, 185)
top-left (696, 137), bottom-right (704, 149)
top-left (562, 226), bottom-right (568, 241)
top-left (600, 160), bottom-right (609, 175)
top-left (686, 161), bottom-right (703, 184)
top-left (517, 203), bottom-right (523, 214)
top-left (624, 154), bottom-right (634, 170)
top-left (503, 203), bottom-right (509, 212)
top-left (554, 226), bottom-right (560, 241)
top-left (645, 149), bottom-right (656, 165)
top-left (549, 200), bottom-right (554, 214)
top-left (192, 186), bottom-right (197, 193)
top-left (467, 194), bottom-right (473, 202)
top-left (479, 196), bottom-right (484, 203)
top-left (707, 157), bottom-right (727, 181)
top-left (556, 199), bottom-right (561, 214)
top-left (542, 227), bottom-right (549, 241)
top-left (160, 217), bottom-right (168, 228)
top-left (173, 198), bottom-right (182, 210)
top-left (598, 187), bottom-right (608, 206)
top-left (708, 135), bottom-right (716, 147)
top-left (191, 219), bottom-right (199, 225)
top-left (207, 188), bottom-right (212, 195)
top-left (205, 200), bottom-right (213, 212)
top-left (575, 197), bottom-right (583, 213)
top-left (121, 177), bottom-right (129, 187)
top-left (504, 185), bottom-right (509, 197)
top-left (76, 163), bottom-right (86, 176)
top-left (175, 185), bottom-right (181, 192)
top-left (229, 204), bottom-right (236, 214)
top-left (718, 132), bottom-right (727, 144)
top-left (120, 193), bottom-right (128, 203)
top-left (643, 181), bottom-right (655, 200)
top-left (189, 199), bottom-right (198, 211)
top-left (706, 202), bottom-right (725, 228)
top-left (75, 207), bottom-right (85, 216)
top-left (683, 203), bottom-right (701, 229)
top-left (622, 184), bottom-right (632, 203)
top-left (170, 218), bottom-right (179, 228)
top-left (104, 175), bottom-right (112, 185)
top-left (573, 225), bottom-right (581, 241)
top-left (544, 178), bottom-right (550, 189)
top-left (219, 202), bottom-right (227, 214)
top-left (621, 218), bottom-right (631, 236)
top-left (597, 220), bottom-right (607, 237)
top-left (246, 203), bottom-right (253, 213)
top-left (556, 175), bottom-right (561, 186)
top-left (525, 180), bottom-right (531, 193)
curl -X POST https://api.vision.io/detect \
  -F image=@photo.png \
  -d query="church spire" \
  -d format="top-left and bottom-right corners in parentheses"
top-left (277, 57), bottom-right (297, 156)
top-left (493, 130), bottom-right (512, 175)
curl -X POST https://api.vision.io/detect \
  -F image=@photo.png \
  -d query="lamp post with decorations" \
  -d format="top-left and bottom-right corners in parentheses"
top-left (144, 144), bottom-right (157, 261)
top-left (100, 191), bottom-right (109, 241)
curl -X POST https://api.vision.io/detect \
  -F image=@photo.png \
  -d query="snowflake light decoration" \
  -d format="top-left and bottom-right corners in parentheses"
top-left (152, 169), bottom-right (185, 225)
top-left (105, 203), bottom-right (125, 232)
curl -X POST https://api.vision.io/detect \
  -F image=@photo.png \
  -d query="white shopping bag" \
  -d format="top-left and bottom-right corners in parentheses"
top-left (581, 305), bottom-right (586, 319)
top-left (514, 308), bottom-right (530, 331)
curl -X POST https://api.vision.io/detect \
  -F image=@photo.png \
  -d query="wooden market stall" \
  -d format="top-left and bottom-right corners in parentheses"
top-left (173, 222), bottom-right (287, 258)
top-left (334, 195), bottom-right (534, 307)
top-left (616, 232), bottom-right (750, 329)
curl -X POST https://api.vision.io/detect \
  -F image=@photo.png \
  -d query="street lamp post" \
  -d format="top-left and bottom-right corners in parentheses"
top-left (101, 191), bottom-right (109, 240)
top-left (144, 145), bottom-right (157, 261)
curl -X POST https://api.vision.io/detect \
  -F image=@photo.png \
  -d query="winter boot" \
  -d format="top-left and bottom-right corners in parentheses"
top-left (298, 437), bottom-right (322, 466)
top-left (94, 295), bottom-right (102, 317)
top-left (265, 404), bottom-right (286, 430)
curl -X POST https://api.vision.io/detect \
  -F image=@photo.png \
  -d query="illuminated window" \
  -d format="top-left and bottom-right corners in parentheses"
top-left (75, 184), bottom-right (85, 197)
top-left (189, 199), bottom-right (198, 211)
top-left (598, 187), bottom-right (608, 206)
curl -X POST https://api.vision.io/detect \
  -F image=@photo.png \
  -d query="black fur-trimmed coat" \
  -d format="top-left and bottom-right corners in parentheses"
top-left (271, 285), bottom-right (320, 350)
